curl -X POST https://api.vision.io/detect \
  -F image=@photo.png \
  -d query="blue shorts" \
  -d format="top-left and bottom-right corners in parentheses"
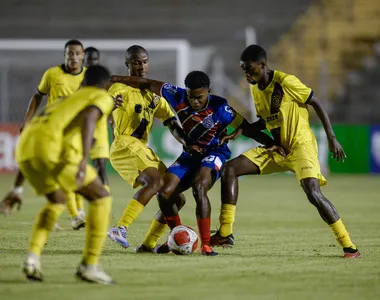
top-left (167, 146), bottom-right (231, 183)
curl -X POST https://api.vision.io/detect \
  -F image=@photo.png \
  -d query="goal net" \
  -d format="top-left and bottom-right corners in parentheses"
top-left (0, 39), bottom-right (191, 123)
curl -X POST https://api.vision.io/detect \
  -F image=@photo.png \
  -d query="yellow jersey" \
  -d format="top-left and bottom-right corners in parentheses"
top-left (16, 86), bottom-right (114, 164)
top-left (37, 64), bottom-right (86, 104)
top-left (108, 83), bottom-right (176, 145)
top-left (250, 70), bottom-right (315, 152)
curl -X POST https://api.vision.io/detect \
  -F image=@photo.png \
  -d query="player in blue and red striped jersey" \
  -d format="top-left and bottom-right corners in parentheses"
top-left (110, 71), bottom-right (276, 255)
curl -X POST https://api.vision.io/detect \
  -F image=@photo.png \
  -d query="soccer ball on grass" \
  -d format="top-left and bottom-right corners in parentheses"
top-left (167, 225), bottom-right (198, 255)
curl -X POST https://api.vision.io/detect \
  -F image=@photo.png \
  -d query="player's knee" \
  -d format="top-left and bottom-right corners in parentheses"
top-left (158, 185), bottom-right (174, 201)
top-left (46, 189), bottom-right (66, 204)
top-left (192, 180), bottom-right (208, 200)
top-left (148, 177), bottom-right (164, 193)
top-left (221, 161), bottom-right (236, 180)
top-left (78, 183), bottom-right (109, 201)
top-left (175, 193), bottom-right (186, 210)
top-left (305, 188), bottom-right (324, 207)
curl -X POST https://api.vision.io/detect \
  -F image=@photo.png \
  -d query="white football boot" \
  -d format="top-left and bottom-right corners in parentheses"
top-left (71, 215), bottom-right (86, 230)
top-left (75, 263), bottom-right (114, 284)
top-left (22, 253), bottom-right (43, 282)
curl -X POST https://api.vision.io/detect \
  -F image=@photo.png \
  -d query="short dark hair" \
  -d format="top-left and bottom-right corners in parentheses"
top-left (125, 45), bottom-right (148, 60)
top-left (240, 45), bottom-right (267, 62)
top-left (184, 71), bottom-right (210, 90)
top-left (83, 65), bottom-right (110, 86)
top-left (84, 47), bottom-right (100, 55)
top-left (64, 39), bottom-right (83, 50)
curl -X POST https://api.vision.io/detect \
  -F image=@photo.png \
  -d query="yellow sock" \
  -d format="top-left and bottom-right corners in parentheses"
top-left (329, 218), bottom-right (356, 249)
top-left (29, 202), bottom-right (65, 256)
top-left (83, 196), bottom-right (112, 265)
top-left (142, 219), bottom-right (168, 249)
top-left (66, 192), bottom-right (78, 218)
top-left (75, 194), bottom-right (84, 211)
top-left (116, 199), bottom-right (144, 228)
top-left (219, 204), bottom-right (236, 237)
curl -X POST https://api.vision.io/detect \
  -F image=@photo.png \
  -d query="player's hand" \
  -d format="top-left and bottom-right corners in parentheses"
top-left (76, 159), bottom-right (87, 188)
top-left (186, 144), bottom-right (205, 154)
top-left (263, 144), bottom-right (287, 158)
top-left (113, 94), bottom-right (123, 109)
top-left (219, 129), bottom-right (243, 146)
top-left (328, 137), bottom-right (346, 162)
top-left (0, 191), bottom-right (23, 216)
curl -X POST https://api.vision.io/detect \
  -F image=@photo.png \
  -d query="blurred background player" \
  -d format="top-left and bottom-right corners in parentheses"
top-left (107, 45), bottom-right (188, 252)
top-left (17, 65), bottom-right (114, 283)
top-left (0, 39), bottom-right (87, 230)
top-left (110, 70), bottom-right (274, 256)
top-left (210, 45), bottom-right (360, 259)
top-left (84, 47), bottom-right (100, 67)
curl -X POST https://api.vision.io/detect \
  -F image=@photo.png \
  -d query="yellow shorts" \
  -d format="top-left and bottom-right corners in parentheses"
top-left (19, 158), bottom-right (98, 195)
top-left (242, 141), bottom-right (327, 186)
top-left (110, 136), bottom-right (166, 188)
top-left (90, 117), bottom-right (110, 160)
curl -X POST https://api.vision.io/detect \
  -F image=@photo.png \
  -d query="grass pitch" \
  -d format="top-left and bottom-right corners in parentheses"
top-left (0, 173), bottom-right (379, 300)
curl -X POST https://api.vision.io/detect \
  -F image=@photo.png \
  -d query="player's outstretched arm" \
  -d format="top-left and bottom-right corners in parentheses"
top-left (111, 76), bottom-right (165, 96)
top-left (20, 93), bottom-right (44, 132)
top-left (306, 94), bottom-right (346, 162)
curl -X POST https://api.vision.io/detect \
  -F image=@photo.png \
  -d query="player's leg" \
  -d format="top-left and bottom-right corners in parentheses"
top-left (108, 142), bottom-right (166, 248)
top-left (108, 166), bottom-right (164, 248)
top-left (66, 191), bottom-right (85, 230)
top-left (23, 189), bottom-right (67, 282)
top-left (58, 163), bottom-right (113, 284)
top-left (75, 178), bottom-right (113, 284)
top-left (18, 160), bottom-right (66, 281)
top-left (137, 191), bottom-right (187, 253)
top-left (157, 172), bottom-right (183, 228)
top-left (300, 178), bottom-right (360, 258)
top-left (290, 142), bottom-right (360, 258)
top-left (211, 147), bottom-right (285, 247)
top-left (192, 166), bottom-right (218, 256)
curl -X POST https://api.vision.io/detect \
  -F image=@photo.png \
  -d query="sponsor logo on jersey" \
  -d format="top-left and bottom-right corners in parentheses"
top-left (164, 84), bottom-right (178, 95)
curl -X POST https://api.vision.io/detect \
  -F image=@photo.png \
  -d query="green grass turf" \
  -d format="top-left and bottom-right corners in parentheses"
top-left (0, 173), bottom-right (379, 300)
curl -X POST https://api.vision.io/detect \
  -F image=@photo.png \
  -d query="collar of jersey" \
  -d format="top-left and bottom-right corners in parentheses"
top-left (60, 64), bottom-right (84, 76)
top-left (194, 94), bottom-right (210, 112)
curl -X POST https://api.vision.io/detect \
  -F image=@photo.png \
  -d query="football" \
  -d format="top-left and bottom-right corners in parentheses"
top-left (167, 225), bottom-right (199, 255)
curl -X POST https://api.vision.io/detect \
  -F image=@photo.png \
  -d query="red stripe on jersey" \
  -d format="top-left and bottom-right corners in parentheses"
top-left (175, 102), bottom-right (187, 111)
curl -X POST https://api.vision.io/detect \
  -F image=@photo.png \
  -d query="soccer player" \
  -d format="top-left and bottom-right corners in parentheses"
top-left (17, 65), bottom-right (114, 283)
top-left (84, 47), bottom-right (100, 67)
top-left (0, 39), bottom-right (86, 229)
top-left (110, 70), bottom-right (272, 256)
top-left (106, 45), bottom-right (188, 252)
top-left (210, 45), bottom-right (360, 259)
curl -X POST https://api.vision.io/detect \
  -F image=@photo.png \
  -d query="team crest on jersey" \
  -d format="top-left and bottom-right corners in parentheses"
top-left (148, 95), bottom-right (161, 109)
top-left (202, 116), bottom-right (214, 129)
top-left (270, 82), bottom-right (284, 114)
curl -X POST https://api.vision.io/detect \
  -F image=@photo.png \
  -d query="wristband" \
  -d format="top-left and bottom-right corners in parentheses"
top-left (13, 186), bottom-right (23, 195)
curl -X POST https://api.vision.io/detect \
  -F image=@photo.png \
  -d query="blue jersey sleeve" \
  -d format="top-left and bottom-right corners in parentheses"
top-left (160, 83), bottom-right (185, 108)
top-left (216, 104), bottom-right (239, 126)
